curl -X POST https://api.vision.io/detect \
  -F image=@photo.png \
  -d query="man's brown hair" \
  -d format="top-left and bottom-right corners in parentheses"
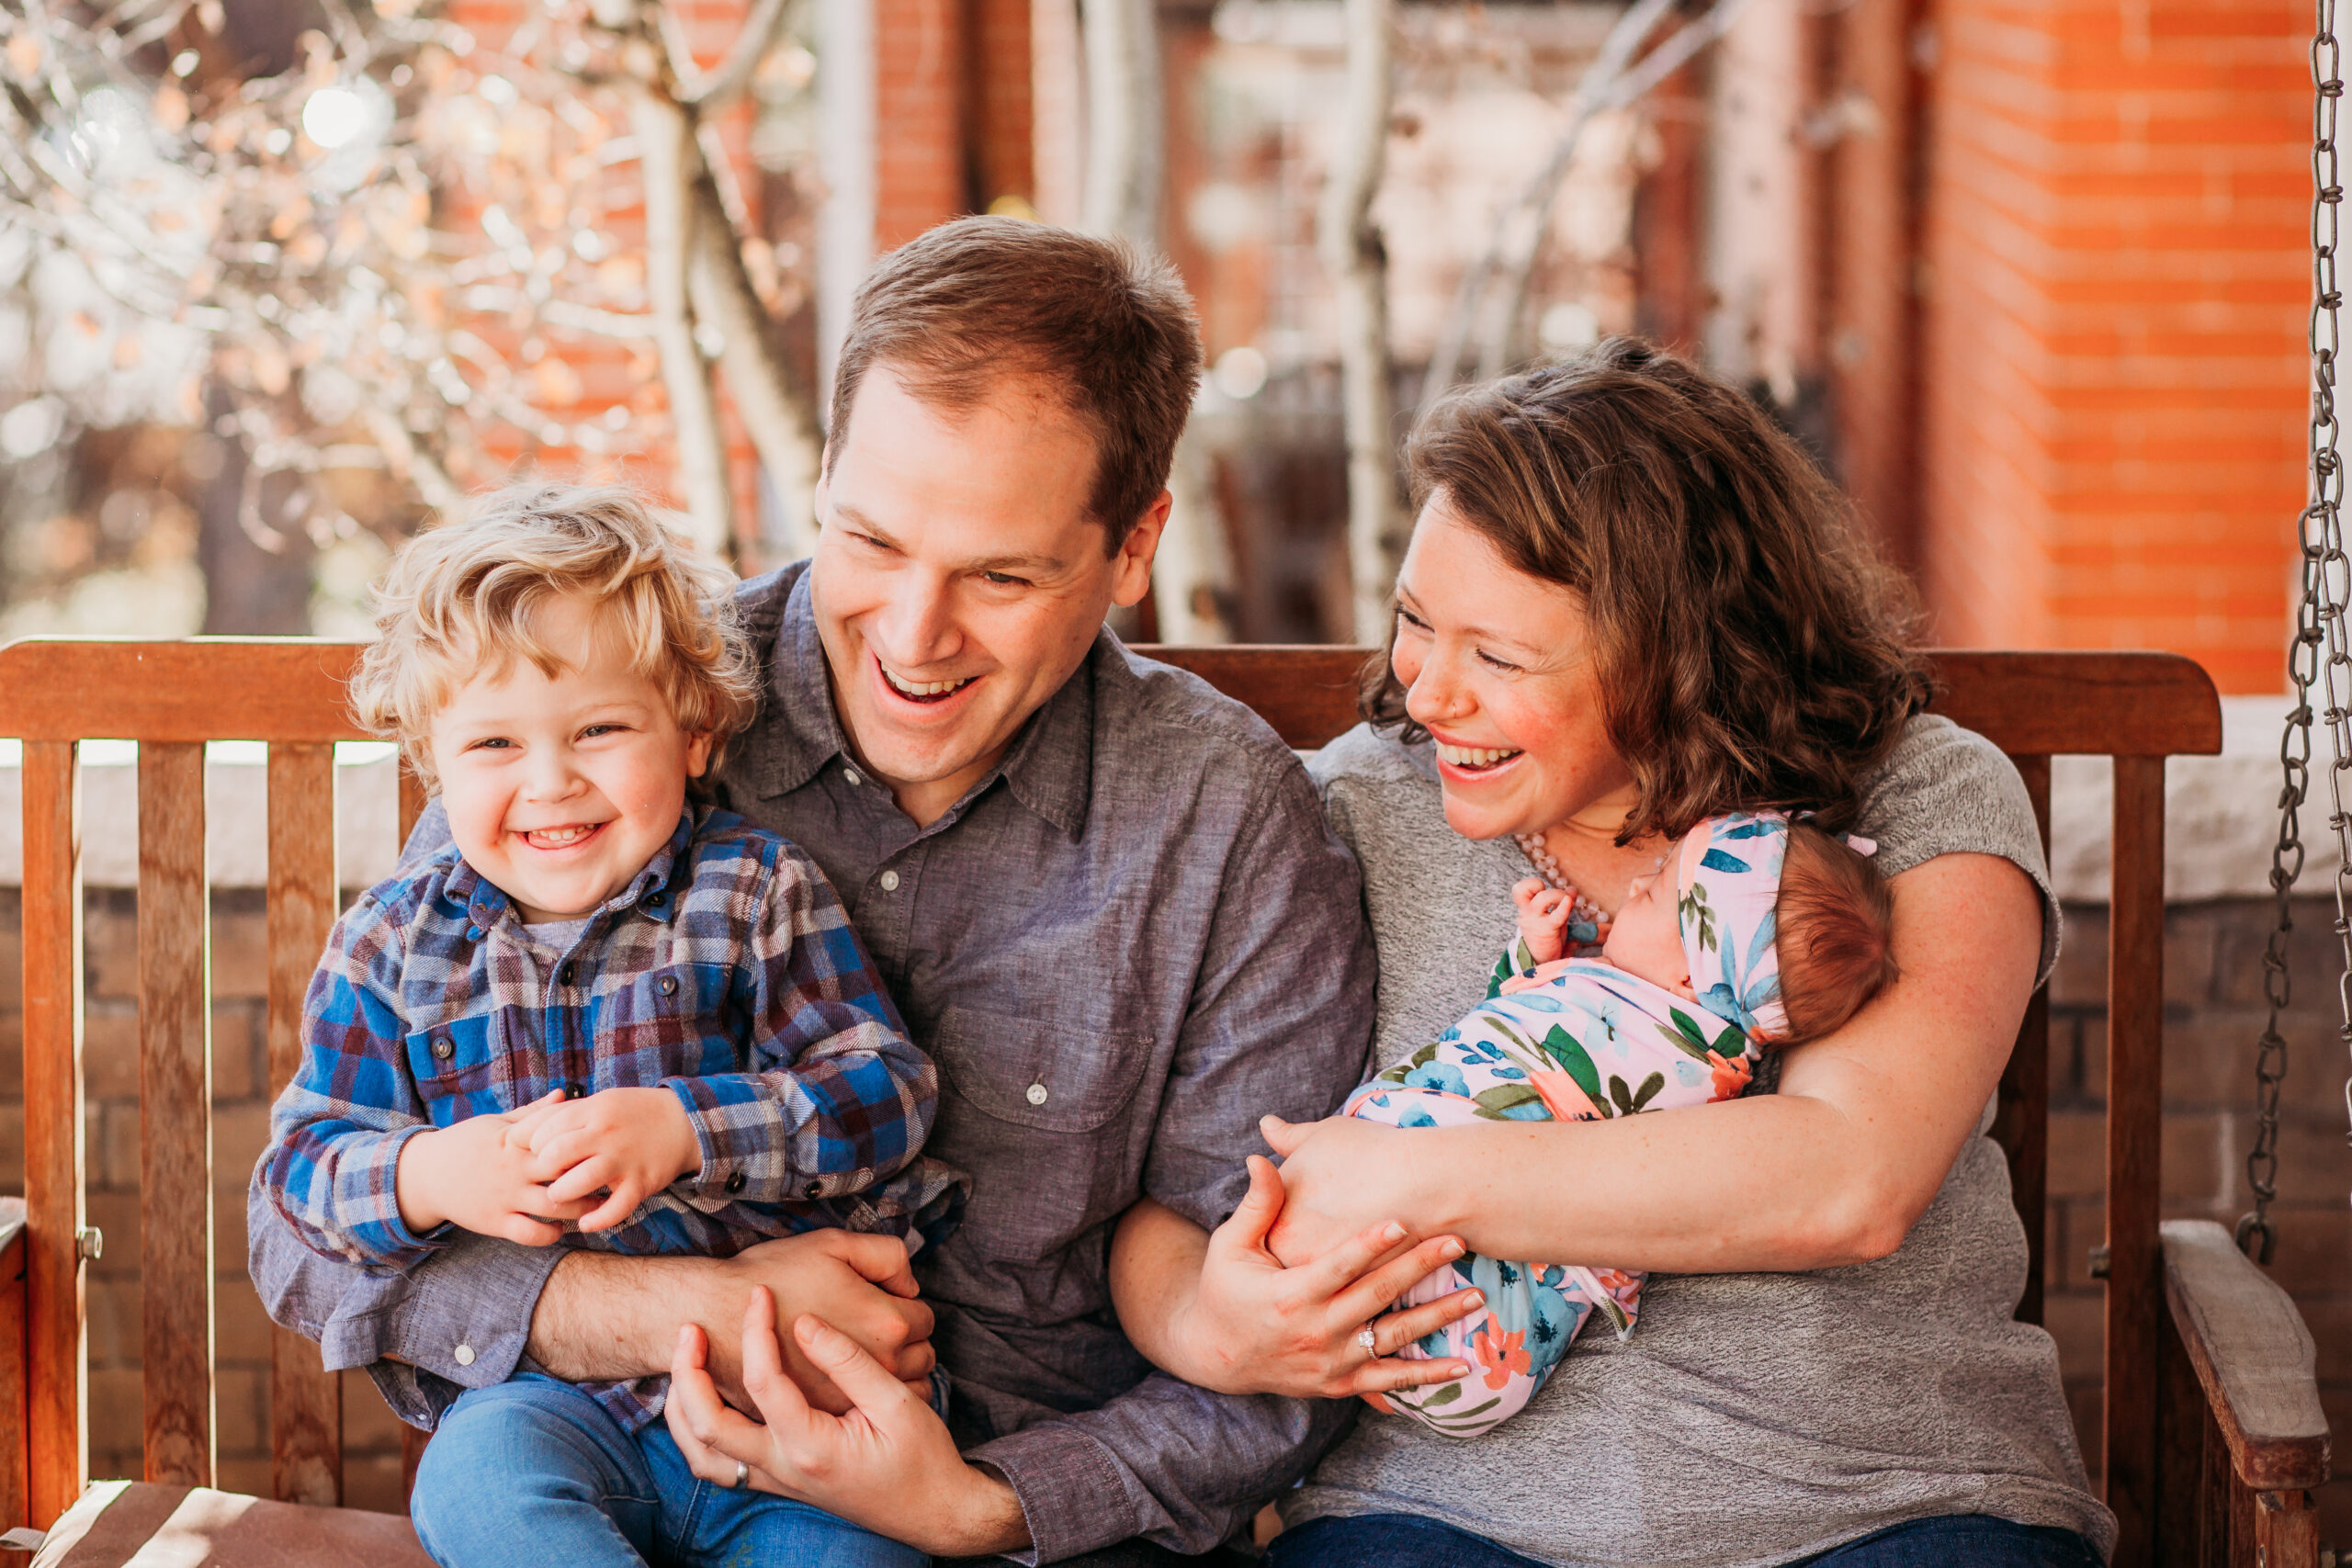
top-left (1773, 824), bottom-right (1900, 1043)
top-left (828, 216), bottom-right (1204, 550)
top-left (1363, 337), bottom-right (1934, 841)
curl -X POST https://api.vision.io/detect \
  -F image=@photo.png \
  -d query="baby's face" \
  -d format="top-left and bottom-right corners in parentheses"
top-left (1600, 823), bottom-right (1708, 996)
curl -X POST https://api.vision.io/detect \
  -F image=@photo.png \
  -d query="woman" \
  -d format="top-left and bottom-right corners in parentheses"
top-left (1127, 340), bottom-right (2110, 1566)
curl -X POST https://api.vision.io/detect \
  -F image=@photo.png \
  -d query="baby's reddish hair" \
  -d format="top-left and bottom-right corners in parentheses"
top-left (1773, 824), bottom-right (1899, 1043)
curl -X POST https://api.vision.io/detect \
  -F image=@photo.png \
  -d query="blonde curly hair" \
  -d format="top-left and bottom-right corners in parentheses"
top-left (349, 482), bottom-right (762, 793)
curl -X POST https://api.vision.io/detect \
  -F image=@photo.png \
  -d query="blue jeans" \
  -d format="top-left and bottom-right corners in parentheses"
top-left (1264, 1513), bottom-right (2106, 1568)
top-left (409, 1373), bottom-right (926, 1568)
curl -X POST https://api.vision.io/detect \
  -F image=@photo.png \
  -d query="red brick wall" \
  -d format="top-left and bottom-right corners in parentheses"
top-left (1918, 0), bottom-right (2307, 692)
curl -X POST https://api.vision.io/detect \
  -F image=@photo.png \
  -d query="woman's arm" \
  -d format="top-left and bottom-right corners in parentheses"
top-left (1263, 852), bottom-right (2042, 1272)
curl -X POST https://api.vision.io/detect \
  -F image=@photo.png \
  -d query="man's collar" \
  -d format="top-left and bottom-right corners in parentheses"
top-left (742, 564), bottom-right (851, 798)
top-left (996, 643), bottom-right (1094, 839)
top-left (739, 562), bottom-right (1097, 837)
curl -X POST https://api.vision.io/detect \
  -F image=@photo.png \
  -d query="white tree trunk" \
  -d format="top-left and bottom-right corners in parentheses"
top-left (1152, 432), bottom-right (1236, 642)
top-left (634, 90), bottom-right (736, 557)
top-left (1080, 0), bottom-right (1161, 244)
top-left (1321, 0), bottom-right (1396, 643)
top-left (688, 175), bottom-right (824, 561)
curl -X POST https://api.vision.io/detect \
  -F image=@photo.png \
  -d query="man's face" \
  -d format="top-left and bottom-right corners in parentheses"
top-left (811, 363), bottom-right (1168, 826)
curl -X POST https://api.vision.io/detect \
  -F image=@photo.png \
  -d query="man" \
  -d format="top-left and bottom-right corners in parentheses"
top-left (254, 218), bottom-right (1377, 1562)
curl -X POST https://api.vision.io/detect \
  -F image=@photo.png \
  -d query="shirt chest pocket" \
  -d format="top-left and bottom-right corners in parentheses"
top-left (924, 1003), bottom-right (1156, 1261)
top-left (603, 962), bottom-right (735, 1078)
top-left (404, 1016), bottom-right (502, 1127)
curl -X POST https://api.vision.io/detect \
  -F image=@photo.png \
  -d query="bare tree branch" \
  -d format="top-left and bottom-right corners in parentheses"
top-left (1423, 0), bottom-right (1759, 402)
top-left (633, 87), bottom-right (737, 552)
top-left (688, 172), bottom-right (823, 561)
top-left (677, 0), bottom-right (791, 108)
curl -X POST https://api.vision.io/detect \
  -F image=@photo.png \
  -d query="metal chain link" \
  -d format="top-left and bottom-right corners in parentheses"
top-left (2243, 0), bottom-right (2352, 1262)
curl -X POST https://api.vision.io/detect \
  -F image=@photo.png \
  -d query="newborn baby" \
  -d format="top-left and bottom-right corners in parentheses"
top-left (1341, 810), bottom-right (1894, 1438)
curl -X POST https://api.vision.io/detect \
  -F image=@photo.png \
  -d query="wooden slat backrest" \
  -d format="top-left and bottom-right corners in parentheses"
top-left (0, 638), bottom-right (2222, 1561)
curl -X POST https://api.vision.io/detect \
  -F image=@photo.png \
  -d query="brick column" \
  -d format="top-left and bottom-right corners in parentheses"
top-left (1918, 0), bottom-right (2307, 693)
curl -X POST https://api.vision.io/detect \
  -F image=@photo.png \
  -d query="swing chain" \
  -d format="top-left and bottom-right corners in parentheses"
top-left (2240, 0), bottom-right (2352, 1265)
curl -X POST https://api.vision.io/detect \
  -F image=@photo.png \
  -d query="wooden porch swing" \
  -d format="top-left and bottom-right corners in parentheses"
top-left (0, 636), bottom-right (2327, 1567)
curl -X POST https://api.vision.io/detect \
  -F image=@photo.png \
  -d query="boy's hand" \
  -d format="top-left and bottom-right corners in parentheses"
top-left (1512, 875), bottom-right (1576, 964)
top-left (394, 1092), bottom-right (598, 1244)
top-left (511, 1086), bottom-right (702, 1233)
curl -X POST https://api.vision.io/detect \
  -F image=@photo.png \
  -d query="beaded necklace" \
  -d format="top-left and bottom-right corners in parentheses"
top-left (1513, 829), bottom-right (1612, 929)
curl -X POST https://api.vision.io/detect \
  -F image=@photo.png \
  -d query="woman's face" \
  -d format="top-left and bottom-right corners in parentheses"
top-left (1391, 496), bottom-right (1640, 842)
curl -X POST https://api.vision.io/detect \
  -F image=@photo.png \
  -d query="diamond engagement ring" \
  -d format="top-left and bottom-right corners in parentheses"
top-left (1356, 1325), bottom-right (1378, 1355)
top-left (731, 1460), bottom-right (750, 1490)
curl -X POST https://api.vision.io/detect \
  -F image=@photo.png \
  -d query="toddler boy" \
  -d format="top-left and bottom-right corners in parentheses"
top-left (253, 482), bottom-right (960, 1567)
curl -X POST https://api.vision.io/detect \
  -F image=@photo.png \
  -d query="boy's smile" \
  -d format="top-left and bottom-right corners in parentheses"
top-left (428, 590), bottom-right (713, 924)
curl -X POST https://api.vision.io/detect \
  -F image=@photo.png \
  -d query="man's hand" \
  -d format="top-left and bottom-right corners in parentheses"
top-left (665, 1287), bottom-right (1031, 1558)
top-left (526, 1230), bottom-right (936, 1416)
top-left (394, 1092), bottom-right (597, 1243)
top-left (509, 1087), bottom-right (700, 1232)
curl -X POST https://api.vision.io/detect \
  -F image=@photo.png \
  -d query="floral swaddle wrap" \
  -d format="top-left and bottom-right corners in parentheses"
top-left (1344, 812), bottom-right (1801, 1438)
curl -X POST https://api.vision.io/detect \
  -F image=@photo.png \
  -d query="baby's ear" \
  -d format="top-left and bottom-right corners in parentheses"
top-left (684, 729), bottom-right (715, 778)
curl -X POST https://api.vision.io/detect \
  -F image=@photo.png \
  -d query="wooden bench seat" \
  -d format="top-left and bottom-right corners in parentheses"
top-left (0, 638), bottom-right (2325, 1567)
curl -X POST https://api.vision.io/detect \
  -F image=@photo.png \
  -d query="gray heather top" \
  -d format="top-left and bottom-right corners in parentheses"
top-left (1289, 714), bottom-right (2117, 1567)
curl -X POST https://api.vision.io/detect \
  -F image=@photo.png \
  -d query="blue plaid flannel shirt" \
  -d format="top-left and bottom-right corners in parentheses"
top-left (254, 803), bottom-right (965, 1430)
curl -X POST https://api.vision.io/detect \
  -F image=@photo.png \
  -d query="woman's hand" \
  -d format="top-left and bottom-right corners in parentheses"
top-left (665, 1286), bottom-right (1030, 1558)
top-left (1257, 1113), bottom-right (1430, 1265)
top-left (1109, 1156), bottom-right (1478, 1400)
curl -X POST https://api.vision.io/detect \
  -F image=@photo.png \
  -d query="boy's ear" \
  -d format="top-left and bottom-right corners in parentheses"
top-left (684, 730), bottom-right (715, 778)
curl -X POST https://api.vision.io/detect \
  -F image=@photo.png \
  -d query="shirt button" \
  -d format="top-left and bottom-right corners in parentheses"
top-left (725, 1171), bottom-right (746, 1195)
top-left (804, 1180), bottom-right (823, 1199)
top-left (647, 891), bottom-right (666, 908)
top-left (843, 767), bottom-right (863, 787)
top-left (431, 1036), bottom-right (454, 1060)
top-left (560, 963), bottom-right (576, 985)
top-left (659, 976), bottom-right (678, 997)
top-left (1025, 1082), bottom-right (1049, 1106)
top-left (465, 926), bottom-right (483, 942)
top-left (453, 1344), bottom-right (475, 1367)
top-left (565, 1081), bottom-right (586, 1100)
top-left (879, 870), bottom-right (900, 892)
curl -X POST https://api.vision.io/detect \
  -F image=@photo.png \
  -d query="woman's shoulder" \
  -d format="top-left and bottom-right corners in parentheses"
top-left (1856, 713), bottom-right (2038, 874)
top-left (1308, 721), bottom-right (1438, 794)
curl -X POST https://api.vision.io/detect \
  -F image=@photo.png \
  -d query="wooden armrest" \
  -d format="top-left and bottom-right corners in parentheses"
top-left (2160, 1219), bottom-right (2331, 1492)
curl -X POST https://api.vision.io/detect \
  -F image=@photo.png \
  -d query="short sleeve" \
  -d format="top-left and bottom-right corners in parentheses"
top-left (1854, 714), bottom-right (2061, 987)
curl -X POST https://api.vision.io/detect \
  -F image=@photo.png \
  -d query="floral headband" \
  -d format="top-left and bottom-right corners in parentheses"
top-left (1674, 811), bottom-right (1876, 1045)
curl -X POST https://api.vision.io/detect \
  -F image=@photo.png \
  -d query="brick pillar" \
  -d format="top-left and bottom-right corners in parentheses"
top-left (1918, 0), bottom-right (2306, 693)
top-left (1824, 0), bottom-right (1928, 571)
top-left (873, 0), bottom-right (1035, 249)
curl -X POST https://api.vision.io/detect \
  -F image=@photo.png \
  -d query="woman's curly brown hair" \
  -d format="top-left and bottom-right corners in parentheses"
top-left (1362, 338), bottom-right (1934, 842)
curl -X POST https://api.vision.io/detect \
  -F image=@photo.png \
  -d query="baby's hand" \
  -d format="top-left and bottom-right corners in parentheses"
top-left (508, 1086), bottom-right (701, 1233)
top-left (393, 1092), bottom-right (596, 1245)
top-left (1511, 876), bottom-right (1576, 964)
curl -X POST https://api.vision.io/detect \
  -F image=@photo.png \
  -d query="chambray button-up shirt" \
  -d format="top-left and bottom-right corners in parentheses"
top-left (247, 562), bottom-right (1376, 1562)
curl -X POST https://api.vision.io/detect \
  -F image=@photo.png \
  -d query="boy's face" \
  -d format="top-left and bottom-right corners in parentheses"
top-left (809, 362), bottom-right (1168, 828)
top-left (1600, 823), bottom-right (1707, 998)
top-left (427, 590), bottom-right (712, 923)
